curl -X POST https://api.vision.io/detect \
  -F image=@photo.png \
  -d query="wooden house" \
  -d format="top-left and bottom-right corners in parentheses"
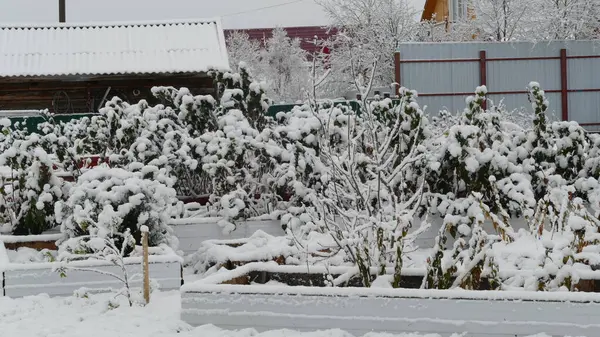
top-left (0, 18), bottom-right (230, 116)
top-left (422, 0), bottom-right (469, 24)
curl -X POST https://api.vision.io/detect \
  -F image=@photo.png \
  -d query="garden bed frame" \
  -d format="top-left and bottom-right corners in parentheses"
top-left (181, 282), bottom-right (600, 336)
top-left (171, 218), bottom-right (284, 256)
top-left (0, 235), bottom-right (183, 298)
top-left (182, 263), bottom-right (600, 336)
top-left (0, 233), bottom-right (61, 250)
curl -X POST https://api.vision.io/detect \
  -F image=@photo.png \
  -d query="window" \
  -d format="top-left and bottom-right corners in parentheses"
top-left (450, 0), bottom-right (468, 22)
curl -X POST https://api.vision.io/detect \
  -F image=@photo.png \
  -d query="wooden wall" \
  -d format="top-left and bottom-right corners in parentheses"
top-left (422, 0), bottom-right (449, 22)
top-left (0, 73), bottom-right (215, 114)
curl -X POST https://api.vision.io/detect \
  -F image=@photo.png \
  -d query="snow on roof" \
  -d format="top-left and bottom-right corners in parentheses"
top-left (0, 18), bottom-right (230, 77)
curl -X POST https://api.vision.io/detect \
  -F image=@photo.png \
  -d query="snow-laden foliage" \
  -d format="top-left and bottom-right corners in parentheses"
top-left (0, 120), bottom-right (66, 235)
top-left (267, 57), bottom-right (431, 287)
top-left (56, 165), bottom-right (179, 257)
top-left (220, 76), bottom-right (600, 292)
top-left (225, 31), bottom-right (262, 74)
top-left (6, 52), bottom-right (600, 294)
top-left (317, 0), bottom-right (422, 93)
top-left (420, 82), bottom-right (600, 291)
top-left (225, 28), bottom-right (310, 103)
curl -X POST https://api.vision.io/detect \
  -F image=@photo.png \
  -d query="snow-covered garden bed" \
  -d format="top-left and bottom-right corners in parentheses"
top-left (171, 218), bottom-right (284, 256)
top-left (0, 290), bottom-right (567, 337)
top-left (0, 233), bottom-right (62, 250)
top-left (0, 238), bottom-right (182, 298)
top-left (181, 280), bottom-right (600, 336)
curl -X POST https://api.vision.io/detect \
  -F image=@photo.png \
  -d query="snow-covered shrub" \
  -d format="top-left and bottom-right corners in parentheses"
top-left (178, 65), bottom-right (288, 228)
top-left (281, 79), bottom-right (431, 287)
top-left (420, 81), bottom-right (600, 291)
top-left (0, 122), bottom-right (65, 234)
top-left (272, 101), bottom-right (357, 232)
top-left (56, 166), bottom-right (178, 257)
top-left (211, 64), bottom-right (272, 130)
top-left (66, 65), bottom-right (281, 227)
top-left (421, 87), bottom-right (521, 289)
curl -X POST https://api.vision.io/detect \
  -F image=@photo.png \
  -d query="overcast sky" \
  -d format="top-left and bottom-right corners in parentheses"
top-left (0, 0), bottom-right (425, 29)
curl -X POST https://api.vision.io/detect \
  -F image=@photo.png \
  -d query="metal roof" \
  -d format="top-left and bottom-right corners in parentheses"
top-left (0, 18), bottom-right (230, 77)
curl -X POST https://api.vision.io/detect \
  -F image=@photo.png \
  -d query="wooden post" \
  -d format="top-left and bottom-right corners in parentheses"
top-left (394, 52), bottom-right (401, 97)
top-left (560, 48), bottom-right (569, 121)
top-left (58, 0), bottom-right (66, 23)
top-left (141, 225), bottom-right (150, 304)
top-left (479, 50), bottom-right (488, 110)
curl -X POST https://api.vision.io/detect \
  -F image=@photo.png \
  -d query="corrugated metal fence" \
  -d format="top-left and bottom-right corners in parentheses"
top-left (395, 41), bottom-right (600, 128)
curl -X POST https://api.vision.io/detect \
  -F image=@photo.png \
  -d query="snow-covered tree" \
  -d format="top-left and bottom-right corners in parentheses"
top-left (260, 28), bottom-right (309, 103)
top-left (317, 0), bottom-right (422, 91)
top-left (421, 0), bottom-right (598, 42)
top-left (532, 0), bottom-right (600, 40)
top-left (453, 0), bottom-right (534, 41)
top-left (225, 31), bottom-right (262, 73)
top-left (225, 28), bottom-right (310, 103)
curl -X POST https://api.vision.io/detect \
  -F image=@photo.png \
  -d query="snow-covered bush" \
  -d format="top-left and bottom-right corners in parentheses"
top-left (56, 166), bottom-right (178, 257)
top-left (277, 59), bottom-right (432, 287)
top-left (0, 120), bottom-right (65, 234)
top-left (420, 81), bottom-right (600, 291)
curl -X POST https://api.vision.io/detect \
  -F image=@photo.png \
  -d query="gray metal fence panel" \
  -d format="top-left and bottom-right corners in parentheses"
top-left (397, 41), bottom-right (600, 128)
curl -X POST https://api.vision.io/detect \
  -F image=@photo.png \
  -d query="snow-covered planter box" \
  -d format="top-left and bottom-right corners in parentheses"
top-left (170, 218), bottom-right (284, 255)
top-left (0, 233), bottom-right (62, 251)
top-left (181, 281), bottom-right (600, 336)
top-left (0, 240), bottom-right (183, 298)
top-left (191, 261), bottom-right (427, 288)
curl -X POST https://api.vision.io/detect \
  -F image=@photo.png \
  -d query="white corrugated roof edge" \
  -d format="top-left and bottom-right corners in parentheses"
top-left (213, 17), bottom-right (231, 72)
top-left (0, 17), bottom-right (231, 76)
top-left (0, 17), bottom-right (223, 29)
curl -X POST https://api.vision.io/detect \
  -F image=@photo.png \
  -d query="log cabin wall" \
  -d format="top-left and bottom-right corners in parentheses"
top-left (0, 74), bottom-right (216, 114)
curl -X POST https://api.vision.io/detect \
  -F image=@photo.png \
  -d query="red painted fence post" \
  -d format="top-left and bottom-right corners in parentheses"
top-left (560, 48), bottom-right (569, 121)
top-left (394, 52), bottom-right (401, 97)
top-left (479, 50), bottom-right (487, 110)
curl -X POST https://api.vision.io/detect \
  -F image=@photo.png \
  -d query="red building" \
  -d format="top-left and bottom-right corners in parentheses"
top-left (224, 26), bottom-right (334, 56)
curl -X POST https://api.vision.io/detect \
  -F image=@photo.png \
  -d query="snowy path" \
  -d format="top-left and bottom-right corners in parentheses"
top-left (0, 291), bottom-right (561, 337)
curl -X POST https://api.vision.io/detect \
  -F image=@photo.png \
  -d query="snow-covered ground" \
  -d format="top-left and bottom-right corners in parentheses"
top-left (0, 290), bottom-right (559, 337)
